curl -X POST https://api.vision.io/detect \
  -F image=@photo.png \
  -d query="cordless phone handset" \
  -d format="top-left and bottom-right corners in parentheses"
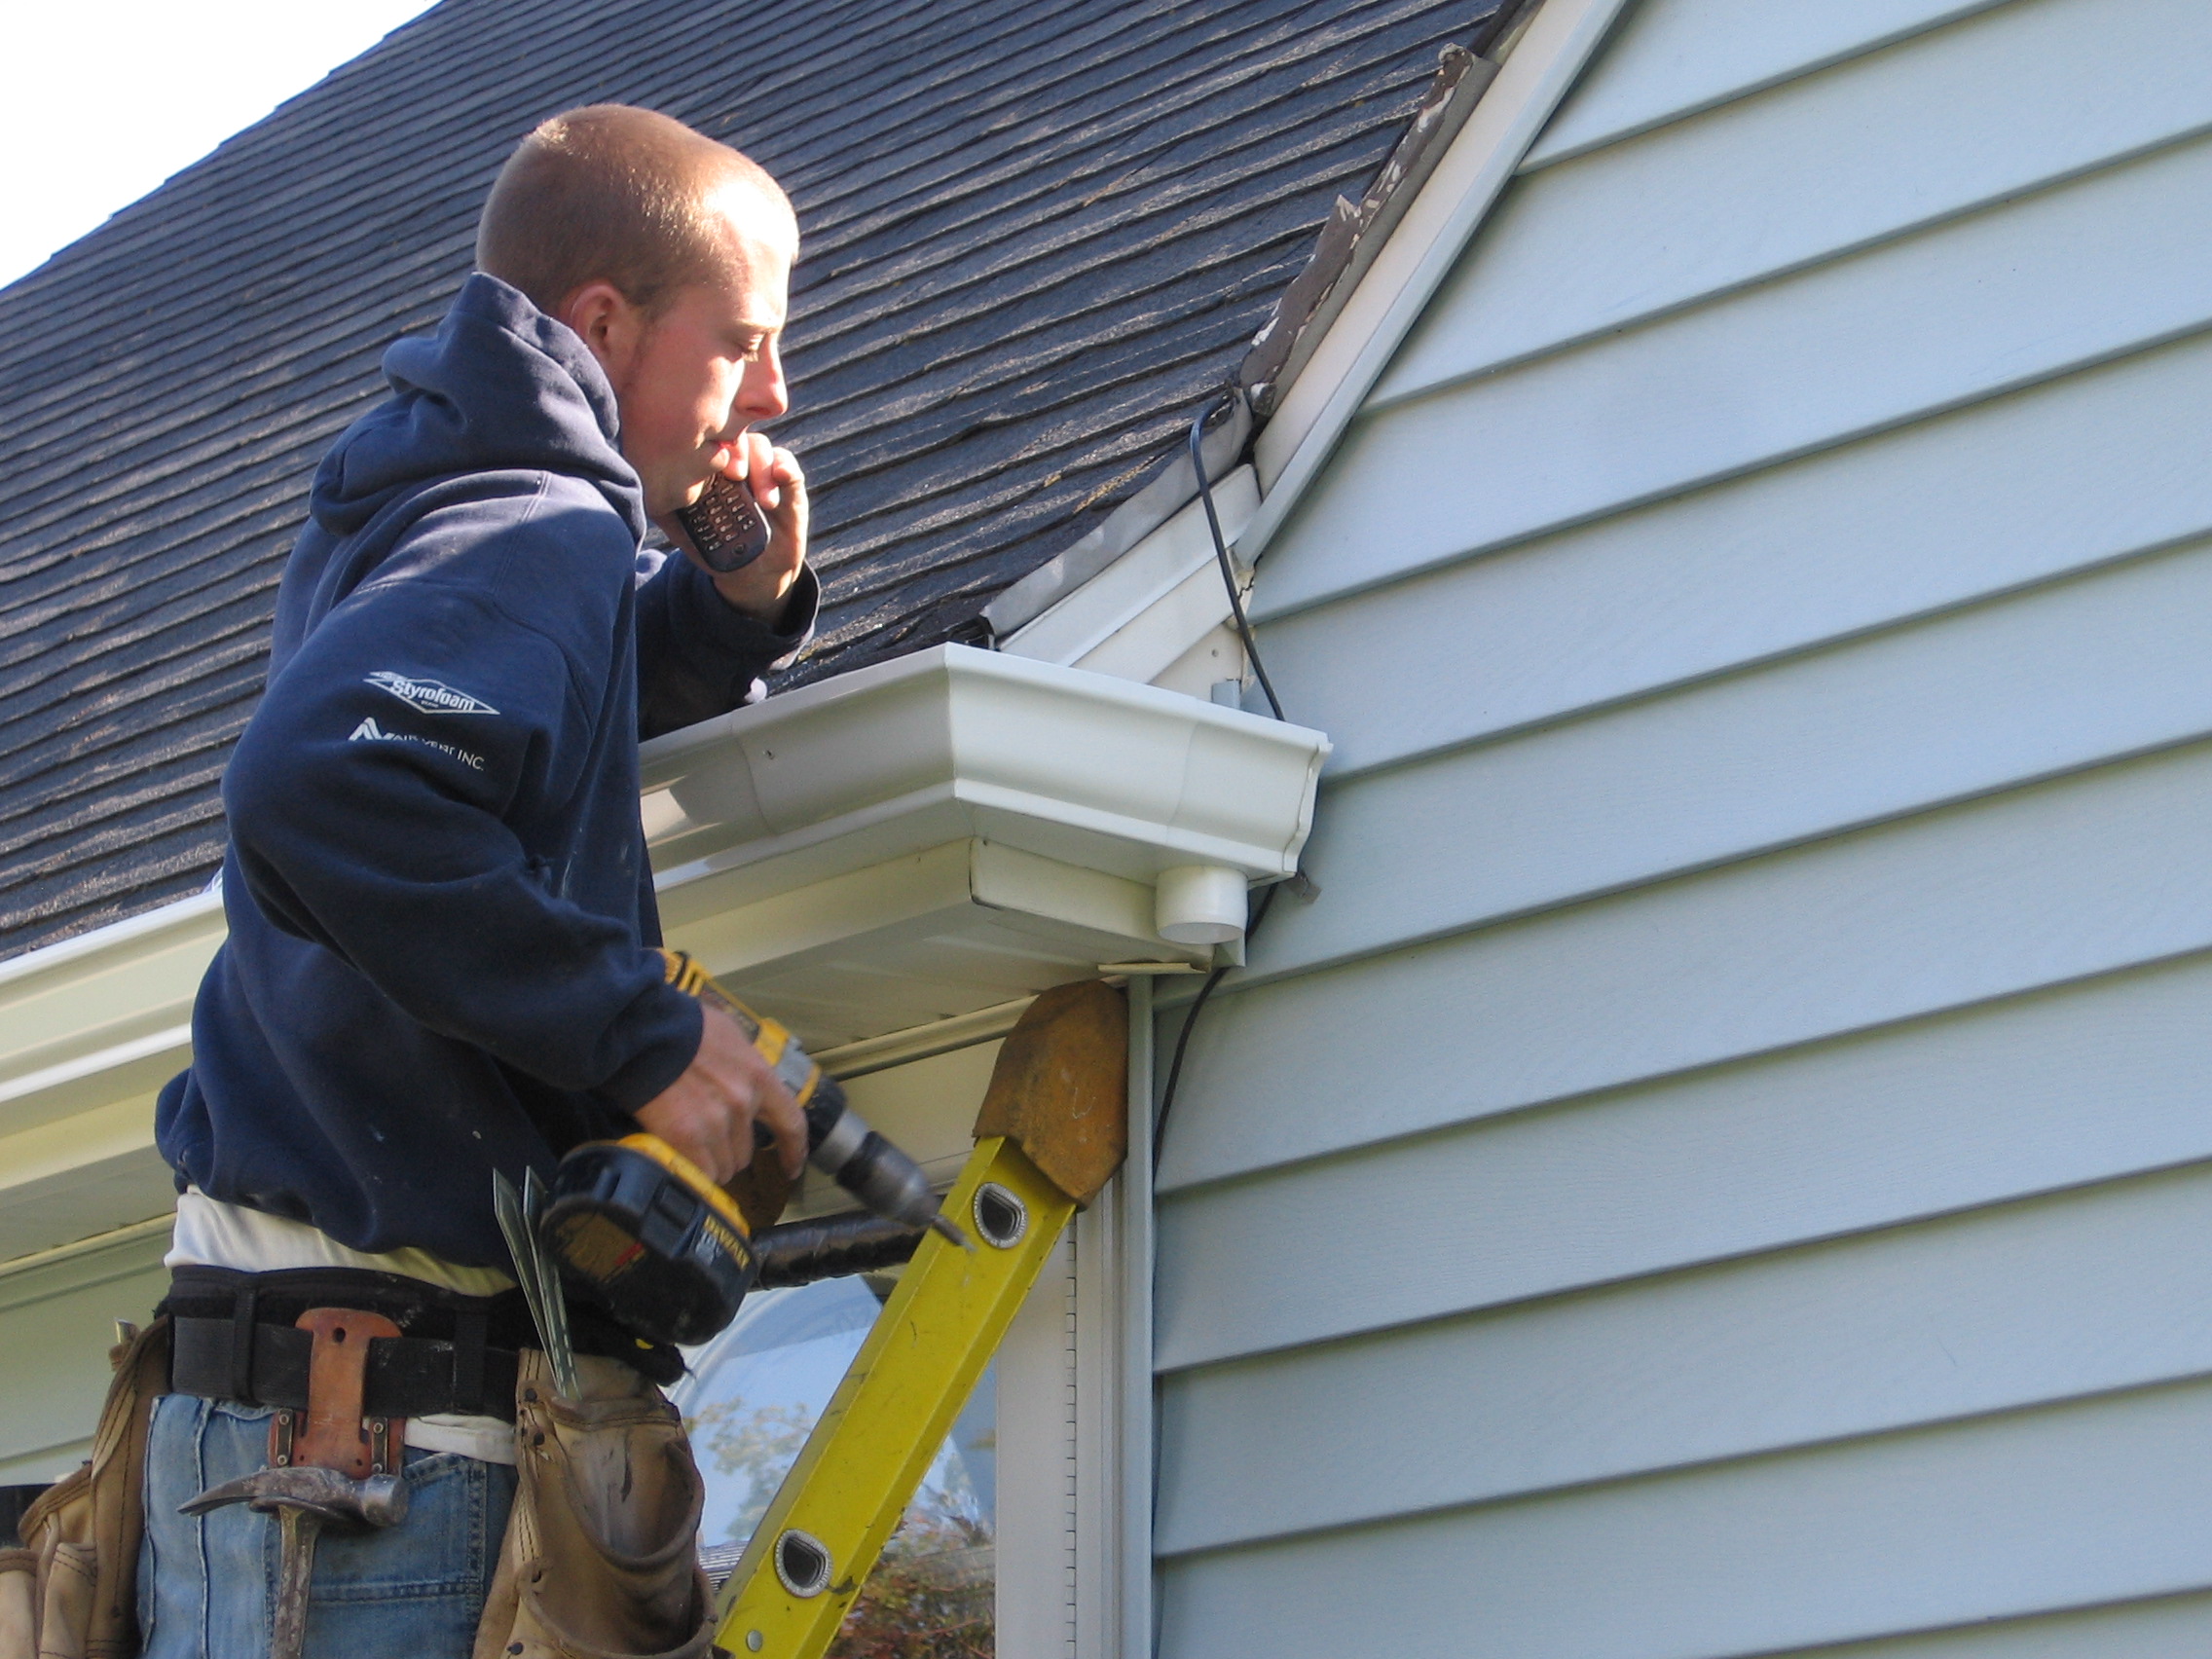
top-left (674, 471), bottom-right (771, 572)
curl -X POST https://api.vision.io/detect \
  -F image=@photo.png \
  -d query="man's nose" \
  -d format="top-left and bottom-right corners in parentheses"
top-left (738, 343), bottom-right (789, 424)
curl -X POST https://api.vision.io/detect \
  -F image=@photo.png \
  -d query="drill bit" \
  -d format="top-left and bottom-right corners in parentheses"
top-left (932, 1213), bottom-right (972, 1250)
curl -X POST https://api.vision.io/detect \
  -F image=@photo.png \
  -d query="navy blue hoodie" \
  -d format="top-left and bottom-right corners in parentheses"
top-left (157, 275), bottom-right (818, 1268)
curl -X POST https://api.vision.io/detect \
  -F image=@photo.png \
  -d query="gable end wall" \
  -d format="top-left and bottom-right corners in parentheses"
top-left (1151, 0), bottom-right (2212, 1651)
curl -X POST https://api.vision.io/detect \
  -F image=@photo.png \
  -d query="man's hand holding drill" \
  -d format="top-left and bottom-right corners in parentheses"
top-left (636, 1003), bottom-right (809, 1183)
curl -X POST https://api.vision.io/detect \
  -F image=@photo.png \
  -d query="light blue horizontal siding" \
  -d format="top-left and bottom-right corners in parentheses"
top-left (1523, 0), bottom-right (2006, 166)
top-left (1262, 539), bottom-right (2212, 977)
top-left (1161, 1381), bottom-right (2212, 1659)
top-left (1161, 740), bottom-right (2212, 1191)
top-left (1155, 950), bottom-right (2212, 1370)
top-left (1259, 129), bottom-right (2212, 620)
top-left (1158, 1), bottom-right (2212, 1652)
top-left (1761, 1594), bottom-right (2212, 1659)
top-left (1159, 1163), bottom-right (2212, 1553)
top-left (1264, 332), bottom-right (2212, 778)
top-left (1402, 0), bottom-right (2212, 384)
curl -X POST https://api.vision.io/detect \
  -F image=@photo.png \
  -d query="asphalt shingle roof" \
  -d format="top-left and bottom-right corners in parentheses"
top-left (0, 0), bottom-right (1499, 960)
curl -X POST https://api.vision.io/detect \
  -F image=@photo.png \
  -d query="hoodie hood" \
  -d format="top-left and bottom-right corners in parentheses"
top-left (309, 274), bottom-right (647, 542)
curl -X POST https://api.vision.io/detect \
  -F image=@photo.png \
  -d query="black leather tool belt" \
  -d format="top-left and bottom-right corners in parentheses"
top-left (162, 1266), bottom-right (533, 1422)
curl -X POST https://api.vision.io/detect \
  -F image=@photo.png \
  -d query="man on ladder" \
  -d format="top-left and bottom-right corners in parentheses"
top-left (9, 96), bottom-right (1133, 1659)
top-left (137, 104), bottom-right (819, 1659)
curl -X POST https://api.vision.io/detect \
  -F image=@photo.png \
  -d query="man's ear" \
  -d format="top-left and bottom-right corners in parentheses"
top-left (558, 279), bottom-right (644, 380)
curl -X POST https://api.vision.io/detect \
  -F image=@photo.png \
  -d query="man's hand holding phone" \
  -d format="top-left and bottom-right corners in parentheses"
top-left (676, 431), bottom-right (808, 622)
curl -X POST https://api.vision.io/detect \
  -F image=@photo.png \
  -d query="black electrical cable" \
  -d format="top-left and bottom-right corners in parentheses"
top-left (1152, 883), bottom-right (1278, 1174)
top-left (1189, 394), bottom-right (1285, 722)
top-left (1151, 392), bottom-right (1303, 1173)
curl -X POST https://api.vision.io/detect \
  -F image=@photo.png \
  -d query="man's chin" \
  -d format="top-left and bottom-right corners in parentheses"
top-left (643, 476), bottom-right (709, 522)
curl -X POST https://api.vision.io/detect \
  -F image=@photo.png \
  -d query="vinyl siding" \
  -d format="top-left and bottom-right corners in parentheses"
top-left (1151, 0), bottom-right (2212, 1652)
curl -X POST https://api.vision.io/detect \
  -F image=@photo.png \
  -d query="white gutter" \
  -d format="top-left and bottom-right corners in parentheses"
top-left (638, 645), bottom-right (1327, 1051)
top-left (642, 644), bottom-right (1326, 897)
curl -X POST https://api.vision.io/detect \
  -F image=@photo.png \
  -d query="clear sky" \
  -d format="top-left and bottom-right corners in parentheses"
top-left (2, 0), bottom-right (442, 290)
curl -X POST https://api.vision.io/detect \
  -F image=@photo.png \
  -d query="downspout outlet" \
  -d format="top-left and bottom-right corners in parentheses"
top-left (1155, 865), bottom-right (1248, 946)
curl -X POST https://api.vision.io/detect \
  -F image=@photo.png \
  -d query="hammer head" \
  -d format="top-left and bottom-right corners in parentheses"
top-left (180, 1462), bottom-right (409, 1530)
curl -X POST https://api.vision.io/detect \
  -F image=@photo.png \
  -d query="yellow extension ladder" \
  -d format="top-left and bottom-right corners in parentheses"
top-left (713, 981), bottom-right (1128, 1659)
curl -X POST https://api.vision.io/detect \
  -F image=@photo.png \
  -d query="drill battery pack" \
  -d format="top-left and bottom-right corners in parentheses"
top-left (539, 1134), bottom-right (757, 1346)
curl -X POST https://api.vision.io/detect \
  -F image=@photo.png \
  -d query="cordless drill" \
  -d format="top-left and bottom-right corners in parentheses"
top-left (538, 951), bottom-right (967, 1345)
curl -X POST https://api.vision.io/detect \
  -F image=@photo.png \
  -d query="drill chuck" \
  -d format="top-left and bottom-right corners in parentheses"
top-left (690, 954), bottom-right (969, 1250)
top-left (803, 1076), bottom-right (967, 1247)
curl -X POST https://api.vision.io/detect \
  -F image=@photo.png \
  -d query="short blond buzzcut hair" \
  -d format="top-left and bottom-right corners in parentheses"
top-left (475, 104), bottom-right (791, 318)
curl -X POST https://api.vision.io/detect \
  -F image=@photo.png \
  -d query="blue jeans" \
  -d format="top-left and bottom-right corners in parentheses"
top-left (138, 1394), bottom-right (516, 1659)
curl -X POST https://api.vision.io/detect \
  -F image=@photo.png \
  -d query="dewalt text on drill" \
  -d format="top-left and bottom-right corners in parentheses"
top-left (536, 950), bottom-right (968, 1346)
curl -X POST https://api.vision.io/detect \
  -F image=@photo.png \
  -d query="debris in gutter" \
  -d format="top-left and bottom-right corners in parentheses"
top-left (1239, 0), bottom-right (1536, 416)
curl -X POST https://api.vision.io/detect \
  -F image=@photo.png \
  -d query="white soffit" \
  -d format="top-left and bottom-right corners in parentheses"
top-left (642, 645), bottom-right (1330, 1050)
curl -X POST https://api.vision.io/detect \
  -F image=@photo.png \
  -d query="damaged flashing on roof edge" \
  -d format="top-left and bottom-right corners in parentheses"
top-left (1242, 48), bottom-right (1493, 414)
top-left (1242, 0), bottom-right (1634, 564)
top-left (980, 6), bottom-right (1527, 646)
top-left (1241, 0), bottom-right (1544, 416)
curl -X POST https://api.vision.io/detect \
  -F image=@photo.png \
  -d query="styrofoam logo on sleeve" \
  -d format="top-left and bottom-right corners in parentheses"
top-left (365, 671), bottom-right (498, 716)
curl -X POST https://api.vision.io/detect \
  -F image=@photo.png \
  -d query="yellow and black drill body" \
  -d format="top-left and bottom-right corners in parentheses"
top-left (537, 952), bottom-right (964, 1346)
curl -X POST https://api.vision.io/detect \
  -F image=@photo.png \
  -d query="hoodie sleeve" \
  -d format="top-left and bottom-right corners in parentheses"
top-left (222, 499), bottom-right (702, 1110)
top-left (634, 549), bottom-right (819, 740)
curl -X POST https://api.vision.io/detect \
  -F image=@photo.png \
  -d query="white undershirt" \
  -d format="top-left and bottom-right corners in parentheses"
top-left (166, 1190), bottom-right (518, 1464)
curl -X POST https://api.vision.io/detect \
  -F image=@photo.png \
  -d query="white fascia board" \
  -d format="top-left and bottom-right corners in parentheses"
top-left (0, 891), bottom-right (222, 1259)
top-left (0, 1098), bottom-right (176, 1265)
top-left (0, 890), bottom-right (220, 1147)
top-left (1000, 467), bottom-right (1260, 671)
top-left (1240, 0), bottom-right (1636, 555)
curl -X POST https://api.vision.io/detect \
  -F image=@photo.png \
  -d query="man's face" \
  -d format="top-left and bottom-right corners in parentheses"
top-left (568, 192), bottom-right (796, 520)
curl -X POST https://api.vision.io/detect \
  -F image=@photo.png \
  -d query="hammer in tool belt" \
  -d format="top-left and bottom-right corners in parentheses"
top-left (180, 1309), bottom-right (412, 1659)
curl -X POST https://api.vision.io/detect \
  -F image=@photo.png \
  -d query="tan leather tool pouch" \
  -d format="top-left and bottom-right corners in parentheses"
top-left (1, 1318), bottom-right (168, 1659)
top-left (472, 1351), bottom-right (714, 1659)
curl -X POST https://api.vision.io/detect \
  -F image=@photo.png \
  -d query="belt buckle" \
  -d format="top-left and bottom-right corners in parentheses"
top-left (268, 1307), bottom-right (405, 1479)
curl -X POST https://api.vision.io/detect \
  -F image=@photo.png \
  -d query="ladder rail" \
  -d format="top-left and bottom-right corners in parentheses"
top-left (713, 1133), bottom-right (1078, 1659)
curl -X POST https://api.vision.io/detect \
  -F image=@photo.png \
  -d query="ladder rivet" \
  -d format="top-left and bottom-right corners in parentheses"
top-left (746, 1634), bottom-right (763, 1652)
